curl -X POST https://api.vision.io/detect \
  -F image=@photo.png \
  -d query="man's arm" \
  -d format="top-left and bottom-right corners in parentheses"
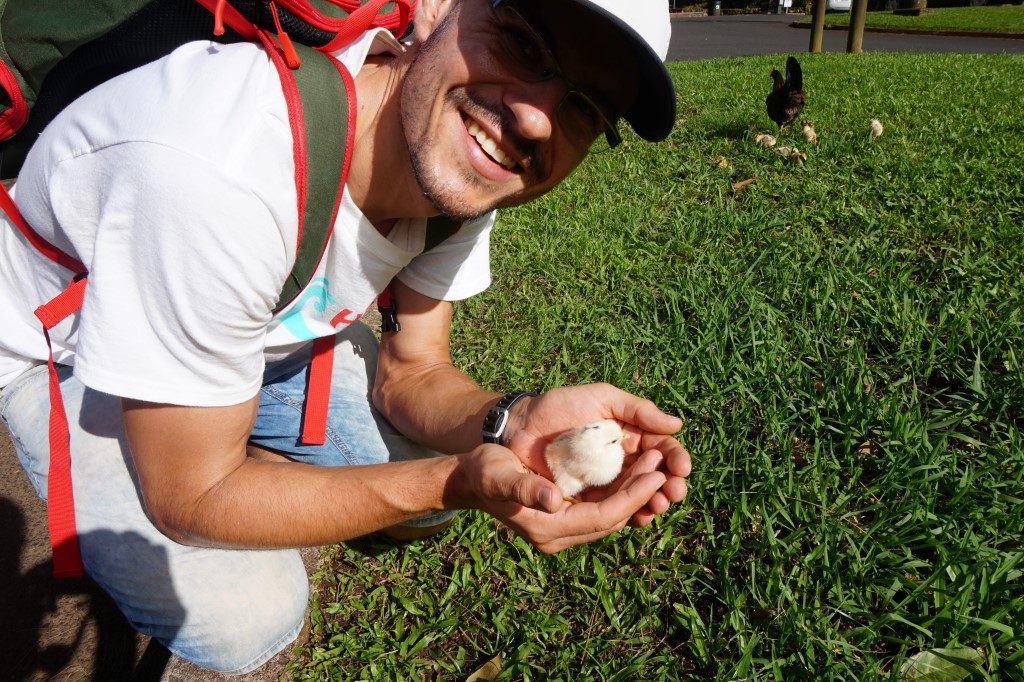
top-left (122, 396), bottom-right (464, 548)
top-left (372, 278), bottom-right (504, 454)
top-left (122, 395), bottom-right (669, 554)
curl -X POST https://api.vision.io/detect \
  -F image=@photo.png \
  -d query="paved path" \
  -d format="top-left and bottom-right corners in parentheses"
top-left (667, 12), bottom-right (1024, 61)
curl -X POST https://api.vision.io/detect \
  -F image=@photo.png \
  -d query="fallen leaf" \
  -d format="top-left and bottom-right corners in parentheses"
top-left (731, 177), bottom-right (756, 192)
top-left (466, 654), bottom-right (503, 682)
top-left (898, 648), bottom-right (984, 681)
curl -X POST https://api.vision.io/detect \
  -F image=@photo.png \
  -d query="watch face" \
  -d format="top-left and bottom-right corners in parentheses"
top-left (482, 392), bottom-right (535, 444)
top-left (483, 410), bottom-right (508, 442)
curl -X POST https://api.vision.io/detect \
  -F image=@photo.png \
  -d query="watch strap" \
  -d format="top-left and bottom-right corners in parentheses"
top-left (481, 392), bottom-right (537, 445)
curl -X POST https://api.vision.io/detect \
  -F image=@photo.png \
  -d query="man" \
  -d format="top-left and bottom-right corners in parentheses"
top-left (0, 0), bottom-right (690, 674)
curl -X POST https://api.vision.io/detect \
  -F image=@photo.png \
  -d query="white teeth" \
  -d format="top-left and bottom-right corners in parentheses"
top-left (467, 120), bottom-right (516, 169)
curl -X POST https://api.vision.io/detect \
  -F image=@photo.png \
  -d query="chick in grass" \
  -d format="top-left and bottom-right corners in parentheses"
top-left (545, 420), bottom-right (626, 502)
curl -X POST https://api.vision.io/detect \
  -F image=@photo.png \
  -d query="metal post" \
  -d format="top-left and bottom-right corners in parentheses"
top-left (847, 0), bottom-right (869, 53)
top-left (809, 0), bottom-right (827, 52)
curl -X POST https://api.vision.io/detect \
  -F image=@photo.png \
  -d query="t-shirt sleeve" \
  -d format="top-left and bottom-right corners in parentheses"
top-left (54, 142), bottom-right (292, 406)
top-left (396, 212), bottom-right (495, 301)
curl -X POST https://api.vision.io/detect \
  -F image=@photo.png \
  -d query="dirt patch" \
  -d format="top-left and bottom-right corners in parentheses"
top-left (0, 426), bottom-right (313, 680)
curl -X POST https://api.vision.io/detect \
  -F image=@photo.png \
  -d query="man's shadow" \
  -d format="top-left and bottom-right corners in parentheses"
top-left (0, 497), bottom-right (181, 681)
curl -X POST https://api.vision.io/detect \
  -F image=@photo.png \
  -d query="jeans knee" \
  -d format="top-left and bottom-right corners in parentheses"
top-left (164, 551), bottom-right (310, 675)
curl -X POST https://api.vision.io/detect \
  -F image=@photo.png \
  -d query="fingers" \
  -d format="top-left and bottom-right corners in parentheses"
top-left (605, 384), bottom-right (682, 437)
top-left (632, 433), bottom-right (691, 475)
top-left (507, 469), bottom-right (667, 553)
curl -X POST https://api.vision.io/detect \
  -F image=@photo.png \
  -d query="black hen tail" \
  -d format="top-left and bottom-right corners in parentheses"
top-left (786, 56), bottom-right (803, 92)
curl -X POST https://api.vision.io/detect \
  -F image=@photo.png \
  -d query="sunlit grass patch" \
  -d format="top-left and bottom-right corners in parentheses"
top-left (294, 52), bottom-right (1024, 680)
top-left (803, 5), bottom-right (1024, 34)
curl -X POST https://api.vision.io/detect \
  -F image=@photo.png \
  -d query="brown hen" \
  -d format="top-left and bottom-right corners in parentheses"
top-left (766, 56), bottom-right (804, 129)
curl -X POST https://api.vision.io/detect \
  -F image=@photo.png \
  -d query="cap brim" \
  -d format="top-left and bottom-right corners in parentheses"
top-left (560, 0), bottom-right (677, 142)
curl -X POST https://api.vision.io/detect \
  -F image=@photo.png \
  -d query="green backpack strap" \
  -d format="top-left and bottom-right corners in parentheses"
top-left (263, 36), bottom-right (354, 312)
top-left (424, 214), bottom-right (460, 252)
top-left (376, 215), bottom-right (461, 333)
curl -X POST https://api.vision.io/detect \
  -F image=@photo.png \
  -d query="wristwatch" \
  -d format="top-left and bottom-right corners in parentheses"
top-left (481, 392), bottom-right (537, 445)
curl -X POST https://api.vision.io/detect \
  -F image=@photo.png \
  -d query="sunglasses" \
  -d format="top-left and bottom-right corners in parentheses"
top-left (489, 0), bottom-right (622, 152)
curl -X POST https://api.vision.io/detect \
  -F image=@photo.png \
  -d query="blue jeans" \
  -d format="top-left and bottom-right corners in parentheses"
top-left (0, 322), bottom-right (452, 675)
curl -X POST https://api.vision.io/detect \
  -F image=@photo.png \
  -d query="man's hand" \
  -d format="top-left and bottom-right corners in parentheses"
top-left (503, 384), bottom-right (691, 527)
top-left (455, 444), bottom-right (668, 554)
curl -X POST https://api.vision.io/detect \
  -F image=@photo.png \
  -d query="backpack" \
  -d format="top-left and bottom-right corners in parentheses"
top-left (0, 0), bottom-right (454, 578)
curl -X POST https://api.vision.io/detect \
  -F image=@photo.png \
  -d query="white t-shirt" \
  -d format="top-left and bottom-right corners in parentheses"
top-left (0, 30), bottom-right (493, 405)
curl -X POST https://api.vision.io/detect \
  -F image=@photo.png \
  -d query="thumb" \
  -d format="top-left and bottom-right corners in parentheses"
top-left (508, 472), bottom-right (562, 514)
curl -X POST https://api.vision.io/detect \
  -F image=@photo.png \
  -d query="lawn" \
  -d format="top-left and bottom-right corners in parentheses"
top-left (804, 5), bottom-right (1024, 34)
top-left (292, 53), bottom-right (1024, 680)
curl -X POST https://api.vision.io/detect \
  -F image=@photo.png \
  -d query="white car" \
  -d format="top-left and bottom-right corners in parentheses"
top-left (827, 0), bottom-right (852, 10)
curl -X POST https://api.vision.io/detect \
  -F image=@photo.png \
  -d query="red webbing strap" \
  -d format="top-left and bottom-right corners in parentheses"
top-left (193, 0), bottom-right (260, 39)
top-left (35, 276), bottom-right (89, 579)
top-left (0, 57), bottom-right (29, 141)
top-left (258, 29), bottom-right (308, 257)
top-left (261, 31), bottom-right (331, 445)
top-left (319, 0), bottom-right (407, 52)
top-left (377, 284), bottom-right (400, 333)
top-left (0, 182), bottom-right (88, 578)
top-left (301, 335), bottom-right (335, 445)
top-left (0, 184), bottom-right (85, 272)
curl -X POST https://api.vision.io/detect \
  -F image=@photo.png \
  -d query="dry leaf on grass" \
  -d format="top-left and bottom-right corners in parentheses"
top-left (465, 654), bottom-right (503, 682)
top-left (731, 177), bottom-right (756, 193)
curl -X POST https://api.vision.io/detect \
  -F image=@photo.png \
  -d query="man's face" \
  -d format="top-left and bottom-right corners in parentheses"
top-left (400, 0), bottom-right (635, 220)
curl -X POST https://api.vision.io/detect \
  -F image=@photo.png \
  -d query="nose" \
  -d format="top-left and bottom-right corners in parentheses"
top-left (503, 79), bottom-right (565, 142)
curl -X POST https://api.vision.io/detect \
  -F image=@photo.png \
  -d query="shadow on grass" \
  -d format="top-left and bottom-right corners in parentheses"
top-left (706, 118), bottom-right (761, 140)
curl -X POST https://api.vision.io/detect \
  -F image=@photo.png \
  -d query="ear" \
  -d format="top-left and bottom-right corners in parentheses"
top-left (411, 0), bottom-right (455, 43)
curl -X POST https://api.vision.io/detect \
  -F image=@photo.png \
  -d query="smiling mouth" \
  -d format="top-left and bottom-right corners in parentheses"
top-left (466, 119), bottom-right (519, 172)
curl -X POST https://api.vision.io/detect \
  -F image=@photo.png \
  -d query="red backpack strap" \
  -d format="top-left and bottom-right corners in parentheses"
top-left (0, 58), bottom-right (29, 141)
top-left (319, 0), bottom-right (414, 52)
top-left (259, 32), bottom-right (355, 445)
top-left (301, 336), bottom-right (335, 445)
top-left (0, 183), bottom-right (88, 578)
top-left (35, 276), bottom-right (89, 578)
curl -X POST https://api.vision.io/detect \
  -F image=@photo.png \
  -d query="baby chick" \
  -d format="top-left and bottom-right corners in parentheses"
top-left (544, 420), bottom-right (626, 500)
top-left (801, 120), bottom-right (818, 145)
top-left (774, 145), bottom-right (807, 166)
top-left (870, 118), bottom-right (884, 138)
top-left (749, 126), bottom-right (777, 148)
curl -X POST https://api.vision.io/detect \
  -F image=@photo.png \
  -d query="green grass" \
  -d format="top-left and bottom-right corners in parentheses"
top-left (292, 53), bottom-right (1024, 680)
top-left (803, 5), bottom-right (1024, 34)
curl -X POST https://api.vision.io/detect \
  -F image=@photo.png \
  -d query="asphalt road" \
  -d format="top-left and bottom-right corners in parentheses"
top-left (667, 12), bottom-right (1024, 60)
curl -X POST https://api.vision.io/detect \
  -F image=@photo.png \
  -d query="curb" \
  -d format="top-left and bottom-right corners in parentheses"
top-left (788, 20), bottom-right (1024, 39)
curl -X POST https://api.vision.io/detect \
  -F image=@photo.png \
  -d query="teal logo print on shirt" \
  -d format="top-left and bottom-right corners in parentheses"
top-left (280, 277), bottom-right (335, 341)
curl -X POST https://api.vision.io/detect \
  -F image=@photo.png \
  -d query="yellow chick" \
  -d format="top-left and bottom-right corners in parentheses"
top-left (801, 120), bottom-right (818, 145)
top-left (870, 118), bottom-right (884, 138)
top-left (544, 420), bottom-right (626, 499)
top-left (774, 145), bottom-right (807, 166)
top-left (754, 132), bottom-right (777, 147)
